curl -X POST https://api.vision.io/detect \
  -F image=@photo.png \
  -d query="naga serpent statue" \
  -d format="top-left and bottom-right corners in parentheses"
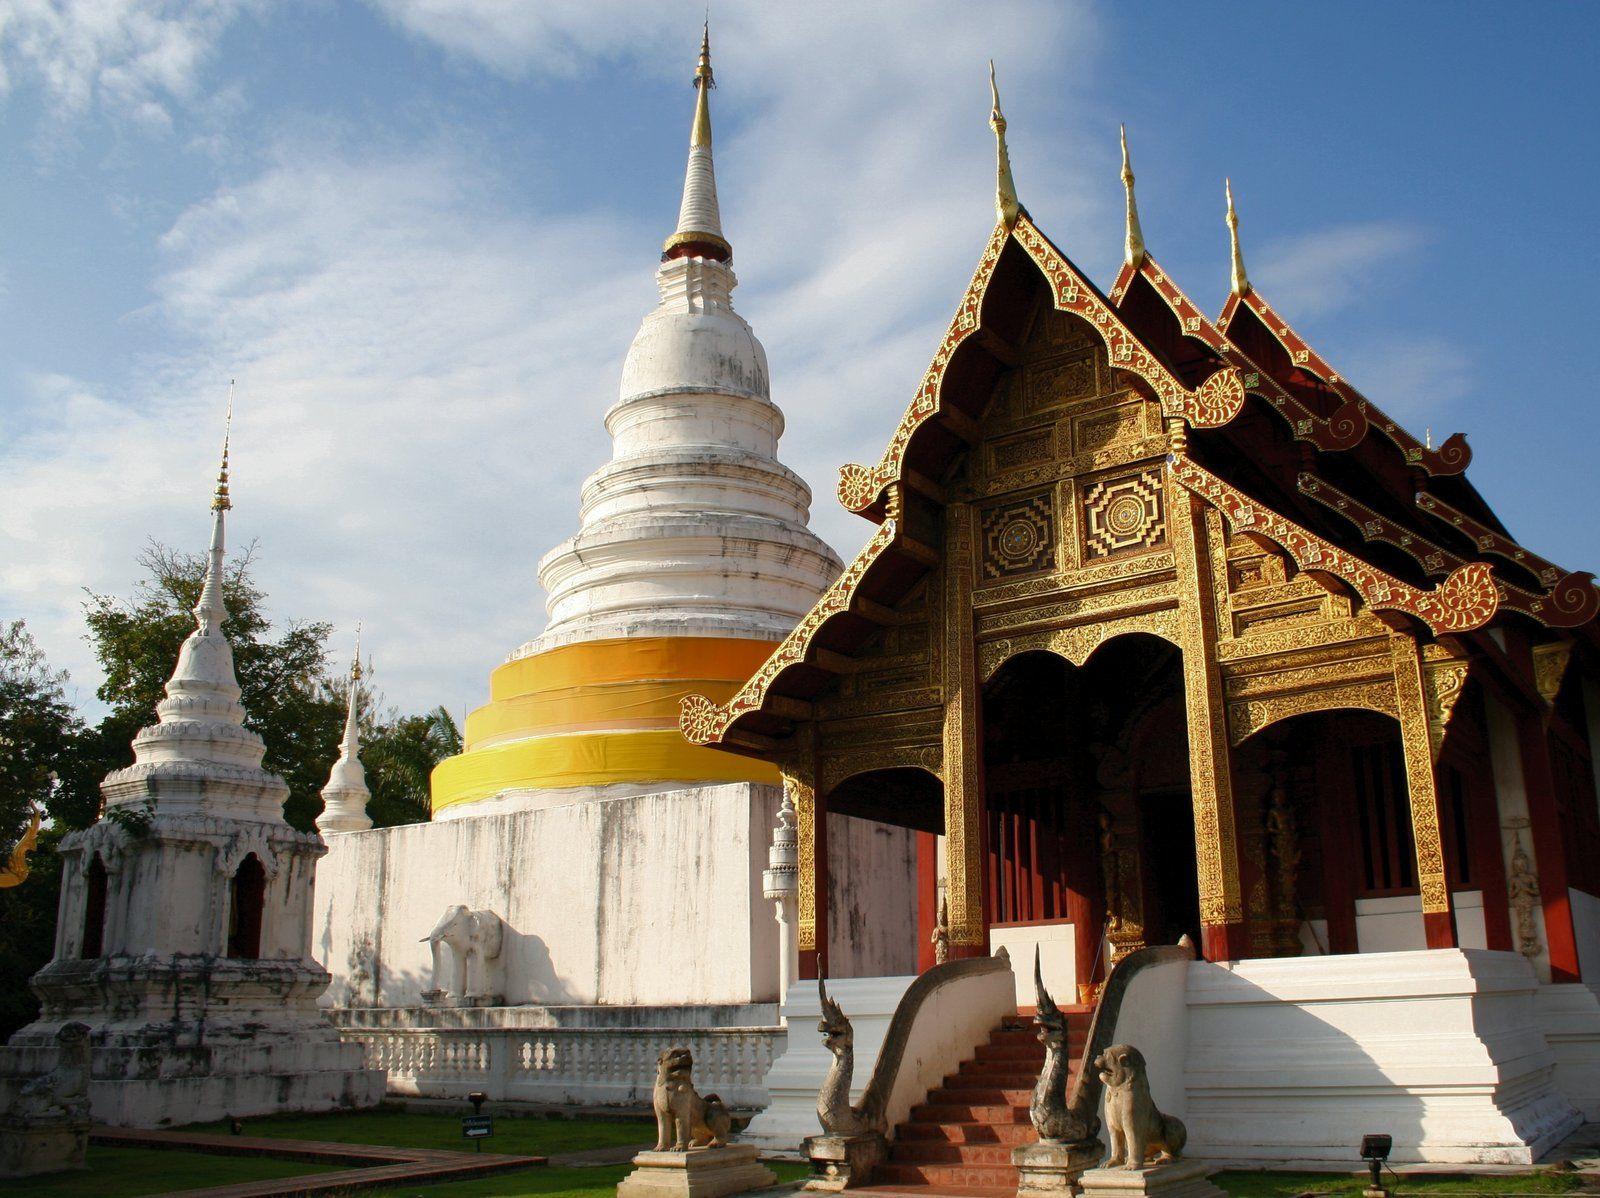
top-left (1030, 946), bottom-right (1098, 1144)
top-left (816, 976), bottom-right (888, 1138)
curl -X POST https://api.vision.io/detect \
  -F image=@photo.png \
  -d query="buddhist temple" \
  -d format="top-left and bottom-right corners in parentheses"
top-left (686, 77), bottom-right (1600, 1165)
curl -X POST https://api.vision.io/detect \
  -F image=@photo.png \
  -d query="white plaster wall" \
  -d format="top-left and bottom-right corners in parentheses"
top-left (1184, 949), bottom-right (1581, 1167)
top-left (1354, 890), bottom-right (1486, 953)
top-left (1537, 982), bottom-right (1600, 1119)
top-left (313, 783), bottom-right (785, 1008)
top-left (1105, 954), bottom-right (1190, 1119)
top-left (989, 922), bottom-right (1077, 1008)
top-left (825, 812), bottom-right (918, 979)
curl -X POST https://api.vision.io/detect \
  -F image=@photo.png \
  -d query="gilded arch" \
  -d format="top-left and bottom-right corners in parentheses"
top-left (978, 610), bottom-right (1181, 683)
top-left (1228, 679), bottom-right (1400, 747)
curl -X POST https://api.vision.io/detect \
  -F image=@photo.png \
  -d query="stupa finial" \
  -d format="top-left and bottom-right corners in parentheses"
top-left (1226, 178), bottom-right (1251, 297)
top-left (213, 379), bottom-right (233, 513)
top-left (989, 61), bottom-right (1020, 230)
top-left (663, 22), bottom-right (730, 261)
top-left (195, 385), bottom-right (233, 634)
top-left (1121, 124), bottom-right (1145, 268)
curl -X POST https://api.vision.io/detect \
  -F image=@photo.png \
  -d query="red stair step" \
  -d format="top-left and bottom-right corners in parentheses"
top-left (895, 1121), bottom-right (1038, 1147)
top-left (875, 1163), bottom-right (1021, 1188)
top-left (910, 1102), bottom-right (1030, 1124)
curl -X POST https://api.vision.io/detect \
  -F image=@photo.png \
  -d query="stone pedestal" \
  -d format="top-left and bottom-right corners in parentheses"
top-left (1077, 1161), bottom-right (1226, 1198)
top-left (1013, 1137), bottom-right (1103, 1198)
top-left (802, 1132), bottom-right (887, 1190)
top-left (0, 1116), bottom-right (89, 1178)
top-left (618, 1145), bottom-right (777, 1198)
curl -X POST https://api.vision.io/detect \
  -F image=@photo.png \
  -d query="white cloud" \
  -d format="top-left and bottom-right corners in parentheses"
top-left (1334, 334), bottom-right (1473, 425)
top-left (0, 0), bottom-right (248, 128)
top-left (1251, 220), bottom-right (1424, 321)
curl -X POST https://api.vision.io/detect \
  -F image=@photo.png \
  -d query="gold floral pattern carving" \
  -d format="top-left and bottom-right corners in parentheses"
top-left (1227, 680), bottom-right (1398, 745)
top-left (1169, 454), bottom-right (1499, 635)
top-left (1012, 217), bottom-right (1245, 430)
top-left (1424, 660), bottom-right (1470, 762)
top-left (978, 608), bottom-right (1180, 682)
top-left (942, 503), bottom-right (985, 945)
top-left (1532, 642), bottom-right (1573, 707)
top-left (787, 761), bottom-right (817, 953)
top-left (820, 746), bottom-right (943, 794)
top-left (1389, 636), bottom-right (1451, 916)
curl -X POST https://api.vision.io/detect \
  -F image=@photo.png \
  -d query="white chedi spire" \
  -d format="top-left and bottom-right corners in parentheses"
top-left (317, 630), bottom-right (372, 834)
top-left (663, 23), bottom-right (729, 262)
top-left (521, 28), bottom-right (840, 657)
top-left (101, 392), bottom-right (291, 823)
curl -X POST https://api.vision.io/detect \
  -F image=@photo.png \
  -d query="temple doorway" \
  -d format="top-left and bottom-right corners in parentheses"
top-left (981, 633), bottom-right (1190, 1002)
top-left (1139, 789), bottom-right (1200, 948)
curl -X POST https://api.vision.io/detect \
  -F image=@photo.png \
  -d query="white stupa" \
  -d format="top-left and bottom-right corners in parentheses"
top-left (13, 411), bottom-right (382, 1127)
top-left (316, 634), bottom-right (373, 834)
top-left (430, 27), bottom-right (841, 816)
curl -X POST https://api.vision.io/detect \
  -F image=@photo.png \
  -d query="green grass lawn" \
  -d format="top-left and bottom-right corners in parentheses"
top-left (361, 1159), bottom-right (812, 1198)
top-left (0, 1144), bottom-right (343, 1197)
top-left (192, 1106), bottom-right (658, 1157)
top-left (1211, 1171), bottom-right (1586, 1198)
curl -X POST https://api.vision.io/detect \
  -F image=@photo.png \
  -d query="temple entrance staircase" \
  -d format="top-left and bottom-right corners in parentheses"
top-left (854, 1004), bottom-right (1093, 1198)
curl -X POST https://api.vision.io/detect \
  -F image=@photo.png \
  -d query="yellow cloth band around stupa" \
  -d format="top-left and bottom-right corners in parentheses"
top-left (430, 636), bottom-right (781, 814)
top-left (431, 729), bottom-right (779, 814)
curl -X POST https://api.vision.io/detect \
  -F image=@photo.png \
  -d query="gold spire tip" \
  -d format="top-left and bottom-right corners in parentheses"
top-left (212, 381), bottom-right (233, 512)
top-left (689, 22), bottom-right (714, 148)
top-left (695, 21), bottom-right (714, 88)
top-left (1120, 123), bottom-right (1144, 268)
top-left (989, 60), bottom-right (1020, 229)
top-left (1225, 178), bottom-right (1251, 297)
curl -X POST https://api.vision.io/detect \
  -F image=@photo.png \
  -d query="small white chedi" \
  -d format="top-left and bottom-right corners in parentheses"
top-left (315, 634), bottom-right (373, 834)
top-left (8, 424), bottom-right (383, 1128)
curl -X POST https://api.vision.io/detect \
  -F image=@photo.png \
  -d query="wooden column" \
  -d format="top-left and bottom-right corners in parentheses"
top-left (1169, 482), bottom-right (1246, 961)
top-left (942, 501), bottom-right (989, 958)
top-left (1514, 711), bottom-right (1581, 982)
top-left (1390, 635), bottom-right (1458, 948)
top-left (791, 732), bottom-right (828, 980)
top-left (916, 831), bottom-right (939, 973)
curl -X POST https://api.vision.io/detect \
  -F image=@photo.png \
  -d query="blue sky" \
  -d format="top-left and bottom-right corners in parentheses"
top-left (3, 1), bottom-right (1597, 722)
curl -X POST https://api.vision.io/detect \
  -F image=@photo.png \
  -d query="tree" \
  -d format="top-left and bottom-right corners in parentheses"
top-left (0, 620), bottom-right (96, 849)
top-left (362, 706), bottom-right (463, 827)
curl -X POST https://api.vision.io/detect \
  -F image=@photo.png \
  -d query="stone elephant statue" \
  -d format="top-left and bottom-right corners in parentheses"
top-left (420, 905), bottom-right (504, 1002)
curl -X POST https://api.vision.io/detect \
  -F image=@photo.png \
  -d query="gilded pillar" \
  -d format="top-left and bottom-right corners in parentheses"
top-left (941, 501), bottom-right (988, 954)
top-left (1169, 476), bottom-right (1245, 960)
top-left (1389, 633), bottom-right (1458, 948)
top-left (788, 729), bottom-right (827, 980)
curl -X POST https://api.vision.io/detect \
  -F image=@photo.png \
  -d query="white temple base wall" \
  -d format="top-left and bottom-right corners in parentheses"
top-left (737, 974), bottom-right (917, 1156)
top-left (1535, 981), bottom-right (1600, 1120)
top-left (1183, 949), bottom-right (1581, 1167)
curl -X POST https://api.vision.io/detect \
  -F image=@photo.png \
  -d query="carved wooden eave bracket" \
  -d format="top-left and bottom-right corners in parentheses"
top-left (1421, 646), bottom-right (1471, 763)
top-left (1532, 641), bottom-right (1574, 710)
top-left (1415, 491), bottom-right (1599, 628)
top-left (1299, 473), bottom-right (1589, 628)
top-left (837, 214), bottom-right (1248, 520)
top-left (1170, 453), bottom-right (1500, 636)
top-left (1111, 253), bottom-right (1366, 452)
top-left (1218, 285), bottom-right (1471, 476)
top-left (680, 517), bottom-right (902, 750)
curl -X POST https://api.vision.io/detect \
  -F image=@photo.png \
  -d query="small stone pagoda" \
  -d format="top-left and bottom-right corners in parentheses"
top-left (9, 417), bottom-right (383, 1127)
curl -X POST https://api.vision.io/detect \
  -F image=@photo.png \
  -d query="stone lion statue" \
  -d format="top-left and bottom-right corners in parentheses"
top-left (1096, 1043), bottom-right (1186, 1169)
top-left (652, 1047), bottom-right (731, 1151)
top-left (12, 1022), bottom-right (92, 1124)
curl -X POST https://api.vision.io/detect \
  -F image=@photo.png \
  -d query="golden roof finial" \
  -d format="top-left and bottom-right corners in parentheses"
top-left (989, 60), bottom-right (1020, 230)
top-left (1121, 124), bottom-right (1145, 268)
top-left (1226, 178), bottom-right (1251, 297)
top-left (351, 622), bottom-right (363, 683)
top-left (212, 379), bottom-right (234, 512)
top-left (691, 21), bottom-right (714, 148)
